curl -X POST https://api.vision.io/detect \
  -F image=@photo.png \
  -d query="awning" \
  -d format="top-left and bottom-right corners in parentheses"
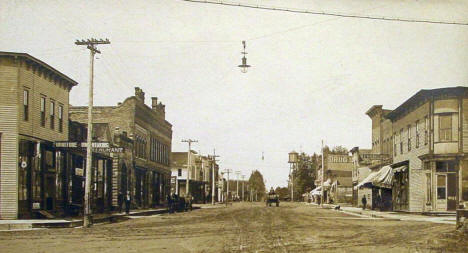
top-left (393, 165), bottom-right (408, 173)
top-left (355, 165), bottom-right (394, 189)
top-left (310, 186), bottom-right (322, 196)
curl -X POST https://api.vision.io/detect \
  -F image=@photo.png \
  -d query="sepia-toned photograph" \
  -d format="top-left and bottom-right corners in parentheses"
top-left (0, 0), bottom-right (468, 252)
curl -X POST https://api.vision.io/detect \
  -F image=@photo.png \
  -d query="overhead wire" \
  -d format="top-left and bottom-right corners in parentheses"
top-left (179, 0), bottom-right (468, 26)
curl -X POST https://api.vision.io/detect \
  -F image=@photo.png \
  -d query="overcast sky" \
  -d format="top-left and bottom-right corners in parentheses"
top-left (1, 0), bottom-right (467, 188)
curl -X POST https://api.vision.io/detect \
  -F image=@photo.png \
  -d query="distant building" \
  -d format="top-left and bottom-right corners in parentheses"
top-left (170, 151), bottom-right (218, 203)
top-left (316, 151), bottom-right (353, 204)
top-left (0, 52), bottom-right (77, 219)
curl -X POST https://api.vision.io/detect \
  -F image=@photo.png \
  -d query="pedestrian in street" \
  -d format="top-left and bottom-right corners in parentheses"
top-left (125, 191), bottom-right (131, 215)
top-left (167, 194), bottom-right (173, 213)
top-left (375, 193), bottom-right (382, 211)
top-left (361, 195), bottom-right (367, 210)
top-left (118, 192), bottom-right (123, 213)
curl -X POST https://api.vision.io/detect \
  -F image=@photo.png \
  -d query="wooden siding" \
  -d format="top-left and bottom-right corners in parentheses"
top-left (18, 65), bottom-right (69, 141)
top-left (463, 99), bottom-right (468, 152)
top-left (0, 63), bottom-right (19, 219)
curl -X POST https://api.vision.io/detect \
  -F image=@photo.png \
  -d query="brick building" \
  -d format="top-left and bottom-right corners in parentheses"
top-left (0, 52), bottom-right (77, 219)
top-left (70, 87), bottom-right (172, 210)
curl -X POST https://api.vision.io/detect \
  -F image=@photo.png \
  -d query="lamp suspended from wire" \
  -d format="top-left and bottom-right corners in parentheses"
top-left (238, 40), bottom-right (251, 73)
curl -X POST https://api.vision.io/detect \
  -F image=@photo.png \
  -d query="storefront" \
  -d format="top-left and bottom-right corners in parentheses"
top-left (392, 165), bottom-right (409, 211)
top-left (421, 158), bottom-right (461, 212)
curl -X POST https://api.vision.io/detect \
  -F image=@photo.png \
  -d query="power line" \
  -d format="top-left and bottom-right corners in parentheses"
top-left (180, 0), bottom-right (468, 26)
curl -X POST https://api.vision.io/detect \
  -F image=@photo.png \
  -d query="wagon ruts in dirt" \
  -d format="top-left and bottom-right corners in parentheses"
top-left (266, 193), bottom-right (279, 207)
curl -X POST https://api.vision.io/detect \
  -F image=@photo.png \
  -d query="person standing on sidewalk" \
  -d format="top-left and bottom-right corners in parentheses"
top-left (125, 191), bottom-right (131, 215)
top-left (361, 195), bottom-right (367, 210)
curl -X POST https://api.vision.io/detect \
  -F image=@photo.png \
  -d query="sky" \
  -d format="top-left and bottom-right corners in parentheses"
top-left (1, 0), bottom-right (467, 188)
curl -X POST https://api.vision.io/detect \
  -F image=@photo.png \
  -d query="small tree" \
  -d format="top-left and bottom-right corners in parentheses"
top-left (248, 170), bottom-right (266, 201)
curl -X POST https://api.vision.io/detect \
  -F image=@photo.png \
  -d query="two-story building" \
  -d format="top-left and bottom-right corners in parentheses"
top-left (70, 87), bottom-right (172, 210)
top-left (386, 86), bottom-right (468, 212)
top-left (171, 151), bottom-right (210, 203)
top-left (0, 52), bottom-right (77, 219)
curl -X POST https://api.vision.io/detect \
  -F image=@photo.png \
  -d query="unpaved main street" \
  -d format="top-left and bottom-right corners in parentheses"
top-left (0, 202), bottom-right (467, 253)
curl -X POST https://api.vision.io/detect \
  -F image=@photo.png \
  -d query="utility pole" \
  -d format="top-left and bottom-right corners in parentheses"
top-left (321, 140), bottom-right (325, 208)
top-left (241, 175), bottom-right (245, 201)
top-left (235, 171), bottom-right (240, 200)
top-left (223, 169), bottom-right (232, 206)
top-left (208, 149), bottom-right (219, 205)
top-left (182, 139), bottom-right (197, 197)
top-left (75, 38), bottom-right (110, 228)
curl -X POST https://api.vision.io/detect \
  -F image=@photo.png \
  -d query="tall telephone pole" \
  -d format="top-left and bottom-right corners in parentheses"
top-left (182, 139), bottom-right (198, 197)
top-left (235, 171), bottom-right (241, 200)
top-left (321, 140), bottom-right (325, 208)
top-left (208, 149), bottom-right (219, 205)
top-left (241, 175), bottom-right (245, 201)
top-left (75, 38), bottom-right (110, 227)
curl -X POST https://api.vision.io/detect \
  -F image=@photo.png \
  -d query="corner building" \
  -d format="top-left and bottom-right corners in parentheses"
top-left (0, 52), bottom-right (77, 219)
top-left (387, 87), bottom-right (468, 212)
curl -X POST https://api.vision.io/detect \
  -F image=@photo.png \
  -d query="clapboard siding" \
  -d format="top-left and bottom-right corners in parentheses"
top-left (463, 99), bottom-right (468, 152)
top-left (0, 63), bottom-right (19, 219)
top-left (23, 66), bottom-right (69, 142)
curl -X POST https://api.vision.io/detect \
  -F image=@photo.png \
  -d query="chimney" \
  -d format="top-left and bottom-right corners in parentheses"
top-left (151, 97), bottom-right (158, 110)
top-left (134, 87), bottom-right (145, 102)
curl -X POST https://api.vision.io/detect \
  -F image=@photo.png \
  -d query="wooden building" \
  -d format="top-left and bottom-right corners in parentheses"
top-left (0, 52), bottom-right (77, 219)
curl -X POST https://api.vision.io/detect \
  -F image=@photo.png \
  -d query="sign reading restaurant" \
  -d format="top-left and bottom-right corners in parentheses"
top-left (54, 141), bottom-right (124, 153)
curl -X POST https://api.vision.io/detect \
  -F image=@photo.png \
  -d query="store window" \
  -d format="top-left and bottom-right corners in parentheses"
top-left (437, 175), bottom-right (446, 200)
top-left (439, 114), bottom-right (452, 142)
top-left (436, 161), bottom-right (456, 172)
top-left (426, 173), bottom-right (432, 205)
top-left (462, 161), bottom-right (468, 201)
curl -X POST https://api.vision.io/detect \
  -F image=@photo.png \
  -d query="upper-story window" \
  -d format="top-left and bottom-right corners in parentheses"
top-left (178, 169), bottom-right (182, 177)
top-left (399, 129), bottom-right (404, 154)
top-left (439, 114), bottom-right (452, 142)
top-left (58, 105), bottom-right (63, 133)
top-left (40, 97), bottom-right (46, 127)
top-left (415, 120), bottom-right (420, 148)
top-left (424, 116), bottom-right (429, 145)
top-left (23, 90), bottom-right (29, 121)
top-left (393, 133), bottom-right (397, 157)
top-left (50, 101), bottom-right (55, 130)
top-left (407, 125), bottom-right (411, 151)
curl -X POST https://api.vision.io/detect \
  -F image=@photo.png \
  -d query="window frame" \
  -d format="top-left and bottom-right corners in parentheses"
top-left (50, 100), bottom-right (55, 130)
top-left (407, 125), bottom-right (411, 151)
top-left (40, 97), bottom-right (46, 127)
top-left (438, 114), bottom-right (452, 142)
top-left (58, 105), bottom-right (63, 133)
top-left (23, 89), bottom-right (29, 121)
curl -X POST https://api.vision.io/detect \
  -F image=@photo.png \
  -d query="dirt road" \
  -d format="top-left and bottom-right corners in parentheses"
top-left (0, 202), bottom-right (466, 253)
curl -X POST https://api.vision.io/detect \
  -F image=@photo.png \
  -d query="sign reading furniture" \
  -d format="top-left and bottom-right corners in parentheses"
top-left (54, 141), bottom-right (124, 153)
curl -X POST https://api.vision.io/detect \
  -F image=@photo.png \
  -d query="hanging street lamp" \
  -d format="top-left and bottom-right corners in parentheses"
top-left (238, 40), bottom-right (251, 73)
